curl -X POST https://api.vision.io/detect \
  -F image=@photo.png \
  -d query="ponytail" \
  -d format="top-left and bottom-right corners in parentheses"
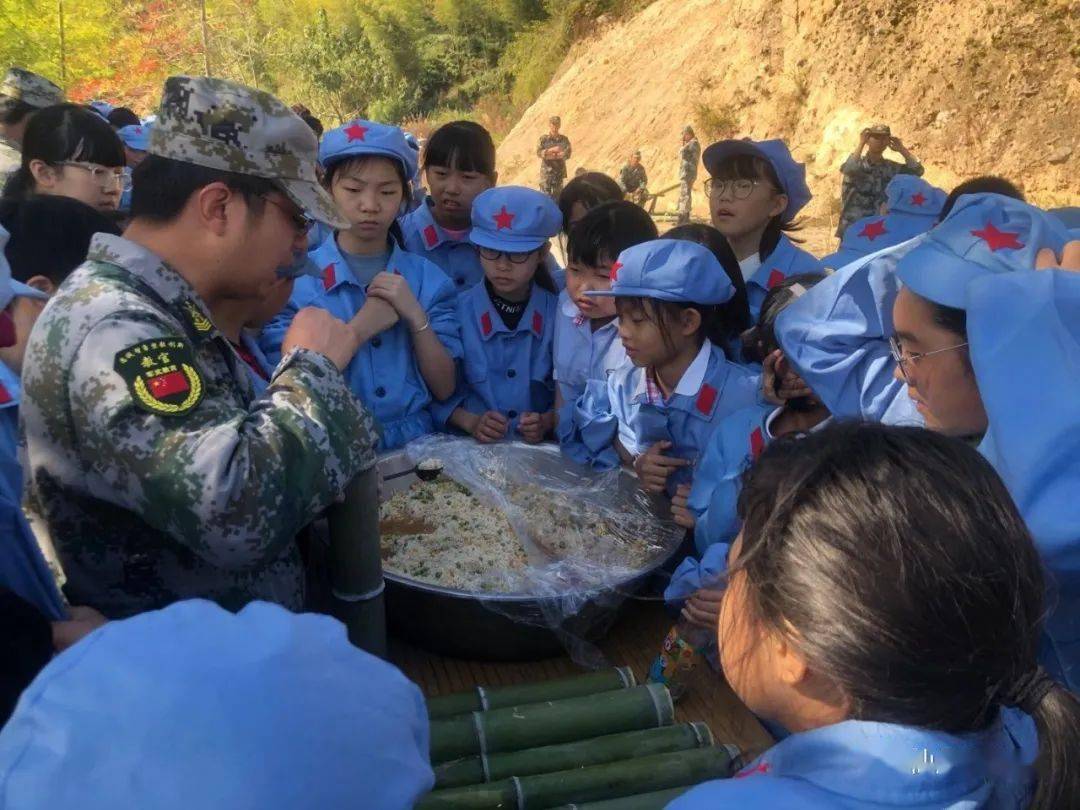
top-left (1, 167), bottom-right (32, 201)
top-left (1026, 681), bottom-right (1080, 809)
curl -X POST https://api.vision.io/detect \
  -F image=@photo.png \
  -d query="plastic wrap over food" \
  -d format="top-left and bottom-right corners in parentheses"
top-left (379, 436), bottom-right (684, 662)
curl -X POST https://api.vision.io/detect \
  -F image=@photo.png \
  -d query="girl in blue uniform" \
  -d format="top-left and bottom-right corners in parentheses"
top-left (671, 423), bottom-right (1079, 809)
top-left (447, 186), bottom-right (561, 443)
top-left (889, 194), bottom-right (1080, 693)
top-left (260, 120), bottom-right (461, 450)
top-left (665, 274), bottom-right (829, 621)
top-left (584, 239), bottom-right (760, 495)
top-left (700, 138), bottom-right (823, 321)
top-left (554, 201), bottom-right (657, 463)
top-left (398, 121), bottom-right (497, 295)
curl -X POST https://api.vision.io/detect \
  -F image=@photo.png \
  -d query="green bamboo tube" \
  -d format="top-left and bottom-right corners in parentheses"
top-left (430, 684), bottom-right (674, 764)
top-left (435, 723), bottom-right (713, 789)
top-left (417, 746), bottom-right (738, 810)
top-left (325, 464), bottom-right (386, 657)
top-left (428, 668), bottom-right (637, 720)
top-left (557, 786), bottom-right (691, 809)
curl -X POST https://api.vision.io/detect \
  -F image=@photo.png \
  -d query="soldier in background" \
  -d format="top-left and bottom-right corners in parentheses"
top-left (20, 76), bottom-right (380, 618)
top-left (537, 115), bottom-right (572, 199)
top-left (676, 125), bottom-right (700, 225)
top-left (0, 68), bottom-right (64, 182)
top-left (837, 123), bottom-right (924, 238)
top-left (618, 149), bottom-right (648, 206)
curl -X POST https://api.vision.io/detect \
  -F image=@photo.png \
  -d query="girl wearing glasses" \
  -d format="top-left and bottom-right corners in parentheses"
top-left (700, 138), bottom-right (823, 322)
top-left (3, 104), bottom-right (126, 214)
top-left (259, 120), bottom-right (461, 451)
top-left (446, 186), bottom-right (561, 444)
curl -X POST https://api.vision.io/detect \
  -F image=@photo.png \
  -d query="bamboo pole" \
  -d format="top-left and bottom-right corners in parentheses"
top-left (428, 668), bottom-right (636, 720)
top-left (199, 0), bottom-right (211, 75)
top-left (417, 746), bottom-right (738, 809)
top-left (325, 464), bottom-right (386, 657)
top-left (430, 684), bottom-right (674, 765)
top-left (435, 723), bottom-right (714, 789)
top-left (56, 0), bottom-right (66, 86)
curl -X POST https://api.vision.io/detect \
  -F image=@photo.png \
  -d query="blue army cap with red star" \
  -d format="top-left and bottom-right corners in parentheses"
top-left (319, 119), bottom-right (418, 181)
top-left (117, 123), bottom-right (152, 152)
top-left (469, 186), bottom-right (561, 252)
top-left (586, 238), bottom-right (734, 305)
top-left (885, 175), bottom-right (947, 218)
top-left (897, 193), bottom-right (1070, 309)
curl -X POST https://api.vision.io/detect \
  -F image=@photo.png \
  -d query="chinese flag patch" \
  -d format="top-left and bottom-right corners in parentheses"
top-left (148, 370), bottom-right (190, 398)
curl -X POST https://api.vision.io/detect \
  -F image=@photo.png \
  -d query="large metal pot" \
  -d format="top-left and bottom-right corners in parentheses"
top-left (378, 444), bottom-right (682, 661)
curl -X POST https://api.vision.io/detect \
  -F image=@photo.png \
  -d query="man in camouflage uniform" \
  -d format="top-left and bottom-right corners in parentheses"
top-left (0, 68), bottom-right (64, 181)
top-left (537, 115), bottom-right (572, 199)
top-left (20, 76), bottom-right (379, 618)
top-left (618, 150), bottom-right (649, 207)
top-left (837, 123), bottom-right (924, 238)
top-left (676, 125), bottom-right (700, 225)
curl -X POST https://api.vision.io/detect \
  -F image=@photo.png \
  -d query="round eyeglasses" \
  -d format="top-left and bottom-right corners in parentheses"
top-left (889, 336), bottom-right (969, 383)
top-left (57, 161), bottom-right (130, 192)
top-left (703, 178), bottom-right (763, 200)
top-left (478, 247), bottom-right (536, 264)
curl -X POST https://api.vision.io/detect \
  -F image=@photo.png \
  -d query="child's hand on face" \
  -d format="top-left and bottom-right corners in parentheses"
top-left (633, 440), bottom-right (691, 494)
top-left (681, 587), bottom-right (725, 630)
top-left (517, 411), bottom-right (554, 444)
top-left (763, 349), bottom-right (813, 404)
top-left (671, 483), bottom-right (696, 529)
top-left (367, 272), bottom-right (426, 330)
top-left (473, 411), bottom-right (509, 443)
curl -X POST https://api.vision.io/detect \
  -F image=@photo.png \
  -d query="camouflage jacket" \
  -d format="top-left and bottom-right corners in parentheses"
top-left (0, 135), bottom-right (20, 184)
top-left (679, 138), bottom-right (701, 182)
top-left (536, 134), bottom-right (572, 179)
top-left (837, 154), bottom-right (924, 237)
top-left (21, 233), bottom-right (379, 617)
top-left (619, 163), bottom-right (648, 193)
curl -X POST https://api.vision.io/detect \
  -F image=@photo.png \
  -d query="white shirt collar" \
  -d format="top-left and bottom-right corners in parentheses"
top-left (738, 253), bottom-right (761, 283)
top-left (674, 338), bottom-right (713, 397)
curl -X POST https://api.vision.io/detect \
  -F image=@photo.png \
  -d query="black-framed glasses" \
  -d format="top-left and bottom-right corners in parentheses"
top-left (478, 247), bottom-right (535, 264)
top-left (262, 195), bottom-right (315, 234)
top-left (56, 161), bottom-right (129, 191)
top-left (703, 178), bottom-right (762, 200)
top-left (889, 336), bottom-right (969, 383)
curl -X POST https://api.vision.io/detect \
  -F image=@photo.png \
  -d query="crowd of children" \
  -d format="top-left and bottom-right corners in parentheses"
top-left (0, 65), bottom-right (1078, 808)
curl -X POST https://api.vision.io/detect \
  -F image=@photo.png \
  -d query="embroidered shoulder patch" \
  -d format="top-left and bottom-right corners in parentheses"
top-left (181, 299), bottom-right (214, 334)
top-left (114, 338), bottom-right (205, 417)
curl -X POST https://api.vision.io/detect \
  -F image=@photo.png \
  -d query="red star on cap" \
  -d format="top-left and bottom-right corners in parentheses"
top-left (971, 223), bottom-right (1024, 251)
top-left (493, 205), bottom-right (515, 230)
top-left (609, 260), bottom-right (623, 281)
top-left (858, 219), bottom-right (888, 241)
top-left (910, 192), bottom-right (927, 207)
top-left (344, 122), bottom-right (368, 142)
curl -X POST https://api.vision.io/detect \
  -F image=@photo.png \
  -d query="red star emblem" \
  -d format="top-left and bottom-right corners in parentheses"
top-left (910, 192), bottom-right (927, 207)
top-left (344, 122), bottom-right (368, 142)
top-left (858, 219), bottom-right (888, 241)
top-left (971, 223), bottom-right (1024, 251)
top-left (493, 205), bottom-right (515, 230)
top-left (609, 260), bottom-right (623, 281)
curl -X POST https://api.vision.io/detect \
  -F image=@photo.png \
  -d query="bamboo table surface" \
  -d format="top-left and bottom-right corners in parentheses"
top-left (389, 598), bottom-right (774, 761)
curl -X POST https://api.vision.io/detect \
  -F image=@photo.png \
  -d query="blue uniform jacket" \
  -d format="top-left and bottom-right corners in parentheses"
top-left (745, 234), bottom-right (826, 321)
top-left (0, 359), bottom-right (22, 495)
top-left (260, 235), bottom-right (462, 451)
top-left (776, 237), bottom-right (925, 425)
top-left (968, 269), bottom-right (1080, 691)
top-left (669, 709), bottom-right (1036, 809)
top-left (450, 281), bottom-right (557, 432)
top-left (603, 341), bottom-right (760, 493)
top-left (399, 198), bottom-right (484, 295)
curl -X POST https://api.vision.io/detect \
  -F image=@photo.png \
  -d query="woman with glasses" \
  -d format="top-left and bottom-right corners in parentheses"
top-left (700, 138), bottom-right (824, 322)
top-left (260, 120), bottom-right (461, 451)
top-left (2, 104), bottom-right (126, 214)
top-left (446, 186), bottom-right (561, 444)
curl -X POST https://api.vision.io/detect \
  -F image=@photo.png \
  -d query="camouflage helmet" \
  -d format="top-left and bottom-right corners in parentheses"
top-left (149, 76), bottom-right (348, 229)
top-left (0, 67), bottom-right (63, 109)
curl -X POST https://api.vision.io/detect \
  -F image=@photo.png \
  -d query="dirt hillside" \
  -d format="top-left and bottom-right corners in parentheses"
top-left (496, 0), bottom-right (1078, 240)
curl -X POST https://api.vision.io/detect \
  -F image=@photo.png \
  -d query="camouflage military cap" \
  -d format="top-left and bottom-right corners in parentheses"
top-left (0, 68), bottom-right (63, 109)
top-left (865, 123), bottom-right (891, 136)
top-left (149, 76), bottom-right (348, 229)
